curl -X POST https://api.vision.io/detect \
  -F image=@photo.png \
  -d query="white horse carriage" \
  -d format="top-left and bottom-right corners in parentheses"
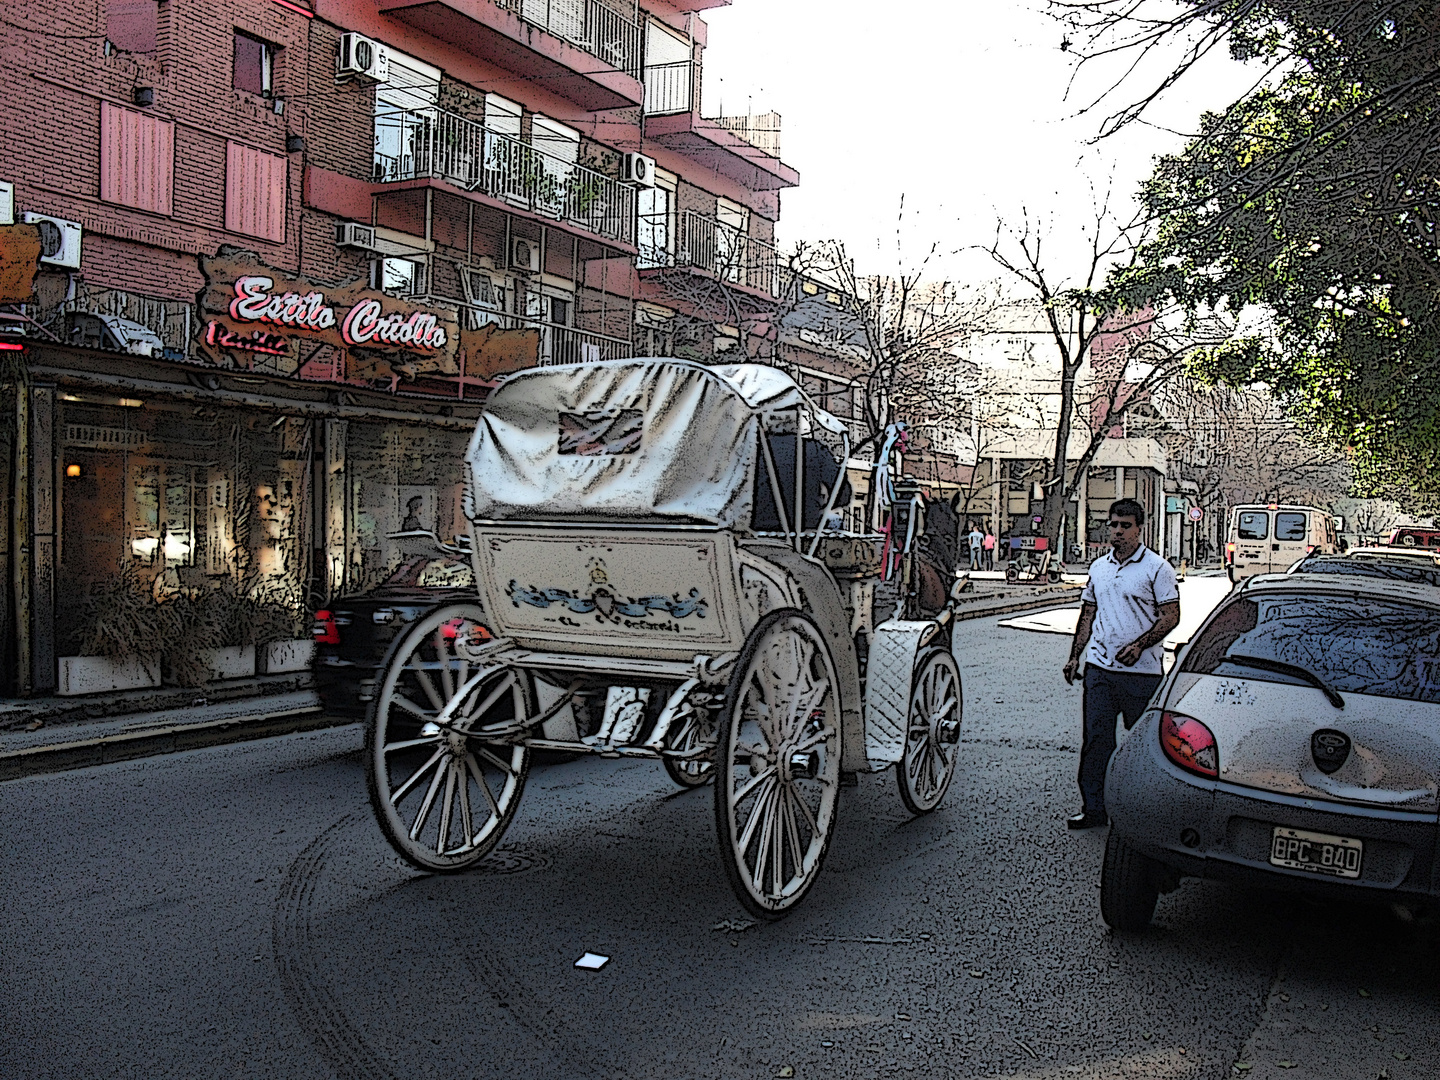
top-left (365, 358), bottom-right (964, 917)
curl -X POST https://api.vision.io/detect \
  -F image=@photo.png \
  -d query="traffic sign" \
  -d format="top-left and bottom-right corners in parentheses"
top-left (1187, 506), bottom-right (1204, 522)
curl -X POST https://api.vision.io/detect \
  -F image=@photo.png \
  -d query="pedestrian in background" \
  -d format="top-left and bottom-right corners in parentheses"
top-left (967, 522), bottom-right (984, 570)
top-left (982, 529), bottom-right (996, 570)
top-left (1062, 498), bottom-right (1180, 829)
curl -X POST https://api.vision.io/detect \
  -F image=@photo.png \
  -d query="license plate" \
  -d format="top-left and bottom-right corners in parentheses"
top-left (1269, 826), bottom-right (1363, 879)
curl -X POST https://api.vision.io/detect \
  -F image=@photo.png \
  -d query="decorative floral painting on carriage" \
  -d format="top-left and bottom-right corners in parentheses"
top-left (506, 557), bottom-right (708, 629)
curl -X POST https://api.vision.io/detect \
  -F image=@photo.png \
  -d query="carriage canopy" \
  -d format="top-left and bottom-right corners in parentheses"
top-left (465, 358), bottom-right (846, 527)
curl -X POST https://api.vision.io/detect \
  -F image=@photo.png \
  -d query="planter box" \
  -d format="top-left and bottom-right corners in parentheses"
top-left (201, 644), bottom-right (256, 681)
top-left (259, 638), bottom-right (314, 674)
top-left (58, 654), bottom-right (161, 696)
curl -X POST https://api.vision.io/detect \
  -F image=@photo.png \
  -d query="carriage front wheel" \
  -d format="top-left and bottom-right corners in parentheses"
top-left (715, 608), bottom-right (842, 918)
top-left (365, 603), bottom-right (532, 873)
top-left (897, 648), bottom-right (962, 815)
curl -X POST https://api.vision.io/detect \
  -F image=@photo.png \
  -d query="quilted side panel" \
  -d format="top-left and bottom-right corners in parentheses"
top-left (863, 620), bottom-right (930, 768)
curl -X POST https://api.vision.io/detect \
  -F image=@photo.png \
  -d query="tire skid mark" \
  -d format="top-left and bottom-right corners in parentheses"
top-left (273, 812), bottom-right (398, 1080)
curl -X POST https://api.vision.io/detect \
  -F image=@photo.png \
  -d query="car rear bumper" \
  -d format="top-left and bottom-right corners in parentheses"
top-left (1107, 717), bottom-right (1438, 900)
top-left (313, 659), bottom-right (377, 718)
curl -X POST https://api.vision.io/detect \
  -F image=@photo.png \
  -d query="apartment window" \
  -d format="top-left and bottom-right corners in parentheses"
top-left (225, 141), bottom-right (286, 243)
top-left (233, 32), bottom-right (276, 96)
top-left (100, 102), bottom-right (173, 215)
top-left (637, 187), bottom-right (670, 269)
top-left (483, 93), bottom-right (522, 138)
top-left (373, 257), bottom-right (425, 296)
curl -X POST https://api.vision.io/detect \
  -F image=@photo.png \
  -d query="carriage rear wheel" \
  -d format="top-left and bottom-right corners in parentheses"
top-left (663, 699), bottom-right (716, 788)
top-left (715, 609), bottom-right (842, 918)
top-left (897, 648), bottom-right (962, 815)
top-left (365, 603), bottom-right (531, 873)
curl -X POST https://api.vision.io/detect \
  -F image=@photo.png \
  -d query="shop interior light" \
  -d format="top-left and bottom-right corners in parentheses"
top-left (60, 393), bottom-right (83, 402)
top-left (131, 537), bottom-right (159, 559)
top-left (118, 398), bottom-right (144, 408)
top-left (65, 464), bottom-right (81, 477)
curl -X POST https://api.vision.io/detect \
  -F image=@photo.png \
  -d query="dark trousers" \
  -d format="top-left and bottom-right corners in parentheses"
top-left (1079, 665), bottom-right (1162, 816)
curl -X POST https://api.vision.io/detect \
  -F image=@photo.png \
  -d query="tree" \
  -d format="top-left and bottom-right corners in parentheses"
top-left (982, 200), bottom-right (1216, 553)
top-left (1053, 0), bottom-right (1440, 507)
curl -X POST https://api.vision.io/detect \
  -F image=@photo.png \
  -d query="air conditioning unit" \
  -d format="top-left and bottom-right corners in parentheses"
top-left (337, 33), bottom-right (389, 82)
top-left (510, 237), bottom-right (540, 273)
top-left (336, 222), bottom-right (380, 251)
top-left (21, 212), bottom-right (82, 269)
top-left (621, 152), bottom-right (657, 187)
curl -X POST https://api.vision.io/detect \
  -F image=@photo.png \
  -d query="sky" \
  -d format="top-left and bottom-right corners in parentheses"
top-left (699, 1), bottom-right (1265, 285)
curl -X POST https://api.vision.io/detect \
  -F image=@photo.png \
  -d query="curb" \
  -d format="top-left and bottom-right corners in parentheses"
top-left (951, 589), bottom-right (1081, 623)
top-left (0, 706), bottom-right (352, 782)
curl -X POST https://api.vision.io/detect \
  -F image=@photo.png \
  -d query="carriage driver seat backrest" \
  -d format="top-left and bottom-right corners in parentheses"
top-left (750, 434), bottom-right (852, 533)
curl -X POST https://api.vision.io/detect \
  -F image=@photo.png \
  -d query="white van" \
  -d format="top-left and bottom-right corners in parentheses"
top-left (1226, 503), bottom-right (1339, 583)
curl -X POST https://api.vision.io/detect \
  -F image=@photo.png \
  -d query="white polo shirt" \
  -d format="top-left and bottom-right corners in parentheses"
top-left (1079, 545), bottom-right (1179, 675)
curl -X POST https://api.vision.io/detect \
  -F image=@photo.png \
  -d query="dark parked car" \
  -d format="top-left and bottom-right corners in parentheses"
top-left (312, 544), bottom-right (482, 717)
top-left (1101, 571), bottom-right (1440, 929)
top-left (1286, 549), bottom-right (1440, 588)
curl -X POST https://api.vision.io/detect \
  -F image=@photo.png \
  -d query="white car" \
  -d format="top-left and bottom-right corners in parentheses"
top-left (1101, 571), bottom-right (1440, 929)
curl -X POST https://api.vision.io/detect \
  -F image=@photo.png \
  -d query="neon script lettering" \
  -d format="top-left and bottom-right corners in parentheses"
top-left (230, 276), bottom-right (335, 332)
top-left (341, 299), bottom-right (447, 351)
top-left (228, 277), bottom-right (446, 352)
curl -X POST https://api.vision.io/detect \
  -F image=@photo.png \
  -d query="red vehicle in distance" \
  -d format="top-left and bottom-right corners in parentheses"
top-left (1387, 528), bottom-right (1440, 551)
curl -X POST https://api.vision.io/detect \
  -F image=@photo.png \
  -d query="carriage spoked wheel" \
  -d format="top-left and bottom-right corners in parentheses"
top-left (365, 603), bottom-right (532, 873)
top-left (663, 698), bottom-right (716, 789)
top-left (715, 608), bottom-right (842, 918)
top-left (897, 648), bottom-right (962, 815)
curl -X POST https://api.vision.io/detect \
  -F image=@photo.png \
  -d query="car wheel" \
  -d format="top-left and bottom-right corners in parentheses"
top-left (1100, 831), bottom-right (1164, 931)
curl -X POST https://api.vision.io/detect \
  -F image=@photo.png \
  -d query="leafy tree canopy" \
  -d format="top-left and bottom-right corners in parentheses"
top-left (1076, 1), bottom-right (1440, 504)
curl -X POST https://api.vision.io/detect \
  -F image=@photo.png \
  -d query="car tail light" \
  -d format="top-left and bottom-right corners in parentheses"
top-left (1160, 711), bottom-right (1218, 778)
top-left (1305, 544), bottom-right (1316, 554)
top-left (312, 610), bottom-right (340, 645)
top-left (1225, 541), bottom-right (1236, 565)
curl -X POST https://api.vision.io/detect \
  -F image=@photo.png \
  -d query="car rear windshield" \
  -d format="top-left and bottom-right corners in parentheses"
top-left (1237, 511), bottom-right (1269, 540)
top-left (1181, 594), bottom-right (1440, 703)
top-left (1275, 512), bottom-right (1307, 541)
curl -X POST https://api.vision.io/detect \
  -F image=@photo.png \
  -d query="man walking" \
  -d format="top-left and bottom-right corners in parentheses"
top-left (967, 522), bottom-right (984, 571)
top-left (1062, 498), bottom-right (1180, 829)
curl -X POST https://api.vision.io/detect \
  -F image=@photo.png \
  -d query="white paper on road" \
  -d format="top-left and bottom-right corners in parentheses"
top-left (574, 952), bottom-right (610, 970)
top-left (998, 577), bottom-right (1234, 649)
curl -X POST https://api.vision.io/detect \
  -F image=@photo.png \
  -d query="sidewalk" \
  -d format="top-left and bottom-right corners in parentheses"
top-left (0, 689), bottom-right (333, 782)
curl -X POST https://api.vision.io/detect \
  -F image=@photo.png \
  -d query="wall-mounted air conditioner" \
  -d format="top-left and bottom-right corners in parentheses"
top-left (510, 237), bottom-right (540, 273)
top-left (337, 33), bottom-right (389, 82)
top-left (336, 222), bottom-right (380, 251)
top-left (21, 212), bottom-right (82, 269)
top-left (622, 153), bottom-right (656, 187)
top-left (0, 181), bottom-right (12, 226)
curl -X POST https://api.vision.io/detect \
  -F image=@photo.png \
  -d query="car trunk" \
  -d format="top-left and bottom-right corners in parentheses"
top-left (1165, 673), bottom-right (1440, 814)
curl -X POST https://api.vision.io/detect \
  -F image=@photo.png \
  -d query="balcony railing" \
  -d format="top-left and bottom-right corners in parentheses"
top-left (455, 305), bottom-right (632, 367)
top-left (670, 210), bottom-right (783, 298)
top-left (643, 60), bottom-right (693, 116)
top-left (495, 0), bottom-right (641, 76)
top-left (374, 108), bottom-right (636, 247)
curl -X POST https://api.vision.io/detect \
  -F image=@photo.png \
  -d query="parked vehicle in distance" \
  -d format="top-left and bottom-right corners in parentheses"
top-left (311, 537), bottom-right (481, 717)
top-left (1225, 503), bottom-right (1339, 583)
top-left (1386, 526), bottom-right (1440, 551)
top-left (1101, 571), bottom-right (1440, 930)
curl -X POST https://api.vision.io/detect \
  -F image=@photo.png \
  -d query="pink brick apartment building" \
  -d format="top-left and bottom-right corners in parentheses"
top-left (0, 0), bottom-right (871, 696)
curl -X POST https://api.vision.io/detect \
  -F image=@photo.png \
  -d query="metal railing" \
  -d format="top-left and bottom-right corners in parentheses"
top-left (374, 108), bottom-right (636, 247)
top-left (673, 210), bottom-right (782, 298)
top-left (456, 306), bottom-right (633, 367)
top-left (495, 0), bottom-right (641, 76)
top-left (643, 60), bottom-right (693, 116)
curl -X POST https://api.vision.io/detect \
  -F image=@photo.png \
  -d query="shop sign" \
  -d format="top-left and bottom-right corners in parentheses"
top-left (198, 252), bottom-right (459, 377)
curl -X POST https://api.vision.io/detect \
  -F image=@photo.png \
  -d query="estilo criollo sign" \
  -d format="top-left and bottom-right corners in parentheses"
top-left (196, 250), bottom-right (460, 380)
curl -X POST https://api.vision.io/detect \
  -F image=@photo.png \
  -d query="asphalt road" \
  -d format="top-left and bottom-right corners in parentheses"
top-left (2, 614), bottom-right (1435, 1079)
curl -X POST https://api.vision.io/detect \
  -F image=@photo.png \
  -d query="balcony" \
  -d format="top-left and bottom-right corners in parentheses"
top-left (373, 108), bottom-right (637, 248)
top-left (643, 60), bottom-right (693, 116)
top-left (644, 112), bottom-right (799, 192)
top-left (378, 0), bottom-right (643, 111)
top-left (642, 210), bottom-right (787, 301)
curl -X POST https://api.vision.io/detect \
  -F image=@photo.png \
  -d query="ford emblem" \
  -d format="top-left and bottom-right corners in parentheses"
top-left (1311, 729), bottom-right (1351, 775)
